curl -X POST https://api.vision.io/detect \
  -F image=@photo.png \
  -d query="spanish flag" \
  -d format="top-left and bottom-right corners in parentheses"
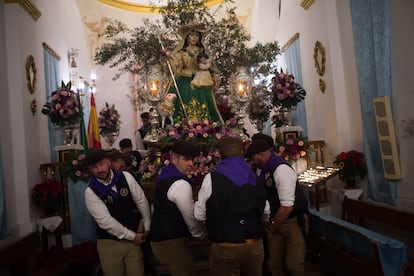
top-left (87, 94), bottom-right (102, 149)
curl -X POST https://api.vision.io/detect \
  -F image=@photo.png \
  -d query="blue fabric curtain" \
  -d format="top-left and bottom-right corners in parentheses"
top-left (67, 178), bottom-right (97, 245)
top-left (43, 50), bottom-right (62, 162)
top-left (283, 39), bottom-right (308, 136)
top-left (0, 147), bottom-right (9, 238)
top-left (350, 0), bottom-right (396, 204)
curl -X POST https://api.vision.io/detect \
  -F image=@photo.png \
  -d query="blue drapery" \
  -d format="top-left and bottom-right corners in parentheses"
top-left (283, 39), bottom-right (308, 137)
top-left (67, 178), bottom-right (97, 245)
top-left (350, 0), bottom-right (397, 204)
top-left (0, 147), bottom-right (9, 238)
top-left (43, 50), bottom-right (62, 162)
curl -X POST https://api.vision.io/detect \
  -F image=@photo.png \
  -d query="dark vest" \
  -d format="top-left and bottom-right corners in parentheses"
top-left (150, 176), bottom-right (191, 242)
top-left (263, 162), bottom-right (308, 218)
top-left (206, 171), bottom-right (266, 243)
top-left (90, 172), bottom-right (142, 240)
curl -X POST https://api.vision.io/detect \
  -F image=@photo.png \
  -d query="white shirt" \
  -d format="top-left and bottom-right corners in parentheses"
top-left (194, 173), bottom-right (270, 222)
top-left (85, 171), bottom-right (151, 241)
top-left (259, 164), bottom-right (297, 207)
top-left (167, 179), bottom-right (206, 238)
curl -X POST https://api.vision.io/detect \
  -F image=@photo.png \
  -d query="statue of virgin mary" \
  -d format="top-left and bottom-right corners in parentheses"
top-left (167, 23), bottom-right (224, 124)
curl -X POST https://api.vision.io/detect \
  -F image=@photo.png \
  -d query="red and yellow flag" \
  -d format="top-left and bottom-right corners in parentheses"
top-left (87, 94), bottom-right (102, 149)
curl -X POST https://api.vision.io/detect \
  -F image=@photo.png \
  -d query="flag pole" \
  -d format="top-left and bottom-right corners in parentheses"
top-left (159, 38), bottom-right (188, 119)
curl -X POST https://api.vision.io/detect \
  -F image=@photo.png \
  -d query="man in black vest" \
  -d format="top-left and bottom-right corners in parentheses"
top-left (150, 140), bottom-right (206, 276)
top-left (245, 138), bottom-right (307, 276)
top-left (194, 136), bottom-right (267, 276)
top-left (84, 149), bottom-right (151, 276)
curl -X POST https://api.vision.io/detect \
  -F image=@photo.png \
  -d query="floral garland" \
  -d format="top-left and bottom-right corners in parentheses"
top-left (271, 70), bottom-right (306, 109)
top-left (333, 150), bottom-right (367, 180)
top-left (139, 148), bottom-right (221, 183)
top-left (99, 102), bottom-right (121, 135)
top-left (41, 81), bottom-right (82, 127)
top-left (159, 119), bottom-right (239, 147)
top-left (274, 136), bottom-right (309, 164)
top-left (32, 178), bottom-right (63, 215)
top-left (63, 152), bottom-right (90, 182)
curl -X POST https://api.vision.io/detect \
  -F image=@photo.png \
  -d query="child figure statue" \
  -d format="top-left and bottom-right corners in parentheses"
top-left (191, 52), bottom-right (214, 89)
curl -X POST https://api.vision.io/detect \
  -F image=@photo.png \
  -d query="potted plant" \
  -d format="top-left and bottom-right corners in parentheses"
top-left (333, 150), bottom-right (367, 188)
top-left (32, 178), bottom-right (63, 216)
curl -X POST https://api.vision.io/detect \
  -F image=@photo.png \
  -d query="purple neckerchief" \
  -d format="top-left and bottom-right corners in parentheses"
top-left (215, 156), bottom-right (257, 186)
top-left (89, 169), bottom-right (121, 199)
top-left (260, 154), bottom-right (285, 182)
top-left (156, 163), bottom-right (194, 187)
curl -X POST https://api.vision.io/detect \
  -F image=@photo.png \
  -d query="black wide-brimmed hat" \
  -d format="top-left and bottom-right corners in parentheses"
top-left (85, 149), bottom-right (107, 166)
top-left (244, 139), bottom-right (272, 159)
top-left (171, 140), bottom-right (199, 159)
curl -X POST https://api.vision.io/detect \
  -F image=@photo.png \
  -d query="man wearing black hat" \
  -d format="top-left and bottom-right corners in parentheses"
top-left (194, 136), bottom-right (268, 276)
top-left (84, 149), bottom-right (151, 276)
top-left (245, 139), bottom-right (308, 276)
top-left (150, 140), bottom-right (207, 276)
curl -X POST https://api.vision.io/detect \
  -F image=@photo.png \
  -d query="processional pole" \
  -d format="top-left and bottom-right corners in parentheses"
top-left (158, 38), bottom-right (188, 119)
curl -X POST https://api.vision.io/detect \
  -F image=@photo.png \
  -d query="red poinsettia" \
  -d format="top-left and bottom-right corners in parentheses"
top-left (32, 178), bottom-right (63, 215)
top-left (333, 150), bottom-right (367, 180)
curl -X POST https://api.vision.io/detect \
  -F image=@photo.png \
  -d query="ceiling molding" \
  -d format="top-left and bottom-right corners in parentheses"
top-left (5, 0), bottom-right (41, 21)
top-left (97, 0), bottom-right (224, 13)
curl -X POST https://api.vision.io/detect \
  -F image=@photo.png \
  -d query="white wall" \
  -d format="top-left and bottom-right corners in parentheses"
top-left (1, 0), bottom-right (413, 237)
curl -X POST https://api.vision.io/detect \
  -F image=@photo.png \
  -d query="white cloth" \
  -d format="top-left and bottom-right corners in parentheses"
top-left (167, 179), bottom-right (206, 239)
top-left (339, 188), bottom-right (363, 201)
top-left (37, 216), bottom-right (62, 233)
top-left (256, 164), bottom-right (297, 207)
top-left (85, 171), bottom-right (151, 241)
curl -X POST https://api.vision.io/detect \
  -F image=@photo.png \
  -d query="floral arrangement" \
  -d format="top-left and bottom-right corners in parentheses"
top-left (63, 152), bottom-right (90, 182)
top-left (139, 151), bottom-right (171, 182)
top-left (271, 112), bottom-right (285, 128)
top-left (333, 150), bottom-right (367, 181)
top-left (139, 148), bottom-right (221, 184)
top-left (274, 136), bottom-right (309, 163)
top-left (99, 102), bottom-right (121, 135)
top-left (32, 178), bottom-right (63, 215)
top-left (159, 119), bottom-right (239, 147)
top-left (248, 85), bottom-right (273, 123)
top-left (41, 81), bottom-right (82, 127)
top-left (271, 70), bottom-right (306, 109)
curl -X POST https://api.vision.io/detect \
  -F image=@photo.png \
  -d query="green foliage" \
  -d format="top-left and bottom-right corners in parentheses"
top-left (94, 0), bottom-right (280, 85)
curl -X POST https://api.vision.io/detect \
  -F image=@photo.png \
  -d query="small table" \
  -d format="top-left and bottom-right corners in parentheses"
top-left (298, 167), bottom-right (339, 211)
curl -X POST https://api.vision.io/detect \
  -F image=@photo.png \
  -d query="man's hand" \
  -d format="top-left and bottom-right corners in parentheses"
top-left (133, 232), bottom-right (146, 245)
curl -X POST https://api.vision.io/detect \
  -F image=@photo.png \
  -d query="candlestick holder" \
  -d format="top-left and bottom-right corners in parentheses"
top-left (143, 65), bottom-right (166, 143)
top-left (233, 68), bottom-right (251, 141)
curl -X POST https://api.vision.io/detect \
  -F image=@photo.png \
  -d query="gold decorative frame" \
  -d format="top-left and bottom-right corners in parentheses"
top-left (313, 41), bottom-right (326, 77)
top-left (31, 99), bottom-right (37, 115)
top-left (25, 55), bottom-right (36, 94)
top-left (5, 0), bottom-right (41, 21)
top-left (97, 0), bottom-right (224, 13)
top-left (300, 0), bottom-right (315, 10)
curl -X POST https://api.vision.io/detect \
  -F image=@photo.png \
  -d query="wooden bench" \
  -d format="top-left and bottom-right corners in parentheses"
top-left (343, 197), bottom-right (414, 275)
top-left (308, 208), bottom-right (407, 276)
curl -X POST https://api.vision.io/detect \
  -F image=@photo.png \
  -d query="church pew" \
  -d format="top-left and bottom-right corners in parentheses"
top-left (342, 197), bottom-right (414, 274)
top-left (307, 208), bottom-right (407, 276)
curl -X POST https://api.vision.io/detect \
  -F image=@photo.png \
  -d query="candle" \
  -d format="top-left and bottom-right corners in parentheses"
top-left (237, 82), bottom-right (245, 97)
top-left (150, 80), bottom-right (158, 97)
